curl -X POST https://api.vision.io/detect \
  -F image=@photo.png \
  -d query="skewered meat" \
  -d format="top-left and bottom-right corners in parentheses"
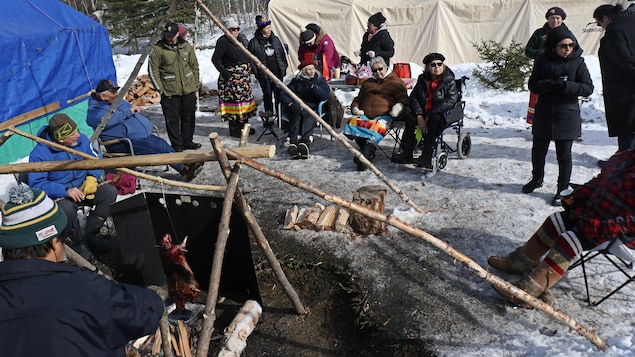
top-left (159, 234), bottom-right (200, 311)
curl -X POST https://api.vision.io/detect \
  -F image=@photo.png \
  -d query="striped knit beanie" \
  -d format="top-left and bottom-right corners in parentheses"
top-left (0, 184), bottom-right (67, 249)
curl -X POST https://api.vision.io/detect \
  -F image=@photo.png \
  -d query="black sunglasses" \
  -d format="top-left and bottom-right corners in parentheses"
top-left (229, 27), bottom-right (240, 31)
top-left (429, 62), bottom-right (443, 68)
top-left (371, 67), bottom-right (384, 72)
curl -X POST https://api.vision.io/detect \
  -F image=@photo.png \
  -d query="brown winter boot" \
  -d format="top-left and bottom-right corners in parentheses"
top-left (487, 236), bottom-right (548, 274)
top-left (492, 261), bottom-right (561, 308)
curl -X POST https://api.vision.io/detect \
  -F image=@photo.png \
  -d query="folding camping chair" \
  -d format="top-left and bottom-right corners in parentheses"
top-left (569, 234), bottom-right (635, 306)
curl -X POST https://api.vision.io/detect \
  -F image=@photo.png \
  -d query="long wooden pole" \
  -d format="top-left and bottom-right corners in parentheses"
top-left (210, 133), bottom-right (306, 314)
top-left (226, 149), bottom-right (609, 351)
top-left (90, 0), bottom-right (181, 142)
top-left (196, 163), bottom-right (242, 357)
top-left (193, 0), bottom-right (426, 216)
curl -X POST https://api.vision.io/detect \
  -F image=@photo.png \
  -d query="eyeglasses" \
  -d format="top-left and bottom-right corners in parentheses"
top-left (429, 62), bottom-right (443, 68)
top-left (558, 42), bottom-right (576, 50)
top-left (229, 27), bottom-right (240, 31)
top-left (371, 67), bottom-right (384, 73)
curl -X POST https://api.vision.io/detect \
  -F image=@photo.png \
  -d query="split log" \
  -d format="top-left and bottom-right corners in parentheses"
top-left (315, 206), bottom-right (337, 231)
top-left (297, 203), bottom-right (323, 230)
top-left (335, 208), bottom-right (350, 232)
top-left (216, 300), bottom-right (262, 357)
top-left (152, 328), bottom-right (162, 355)
top-left (283, 205), bottom-right (299, 229)
top-left (226, 148), bottom-right (610, 351)
top-left (193, 0), bottom-right (426, 216)
top-left (125, 75), bottom-right (161, 106)
top-left (349, 185), bottom-right (387, 235)
top-left (177, 320), bottom-right (192, 357)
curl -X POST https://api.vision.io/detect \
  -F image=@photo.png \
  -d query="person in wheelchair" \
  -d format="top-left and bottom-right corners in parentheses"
top-left (488, 148), bottom-right (635, 308)
top-left (278, 58), bottom-right (330, 159)
top-left (392, 53), bottom-right (458, 170)
top-left (345, 57), bottom-right (409, 171)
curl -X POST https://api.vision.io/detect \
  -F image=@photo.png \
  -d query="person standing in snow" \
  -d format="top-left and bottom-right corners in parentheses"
top-left (522, 26), bottom-right (593, 206)
top-left (524, 7), bottom-right (577, 125)
top-left (149, 22), bottom-right (201, 152)
top-left (354, 12), bottom-right (395, 67)
top-left (248, 15), bottom-right (288, 117)
top-left (489, 147), bottom-right (635, 308)
top-left (593, 2), bottom-right (635, 168)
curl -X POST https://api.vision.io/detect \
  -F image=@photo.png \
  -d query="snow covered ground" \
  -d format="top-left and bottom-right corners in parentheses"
top-left (109, 51), bottom-right (633, 356)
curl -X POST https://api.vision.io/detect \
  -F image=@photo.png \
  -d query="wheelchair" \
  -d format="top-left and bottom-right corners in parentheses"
top-left (412, 75), bottom-right (471, 170)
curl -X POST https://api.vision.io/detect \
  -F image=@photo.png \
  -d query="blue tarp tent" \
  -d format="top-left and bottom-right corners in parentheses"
top-left (0, 0), bottom-right (116, 164)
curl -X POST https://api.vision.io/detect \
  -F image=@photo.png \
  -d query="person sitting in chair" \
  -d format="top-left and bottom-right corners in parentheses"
top-left (87, 79), bottom-right (202, 182)
top-left (392, 53), bottom-right (458, 170)
top-left (28, 114), bottom-right (117, 260)
top-left (278, 58), bottom-right (330, 159)
top-left (345, 57), bottom-right (409, 171)
top-left (488, 148), bottom-right (635, 308)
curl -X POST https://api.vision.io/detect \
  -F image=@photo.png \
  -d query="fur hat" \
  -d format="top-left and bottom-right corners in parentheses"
top-left (0, 185), bottom-right (67, 249)
top-left (301, 29), bottom-right (316, 45)
top-left (298, 58), bottom-right (315, 70)
top-left (224, 18), bottom-right (240, 30)
top-left (163, 22), bottom-right (179, 38)
top-left (545, 7), bottom-right (566, 20)
top-left (368, 12), bottom-right (386, 27)
top-left (48, 113), bottom-right (78, 141)
top-left (423, 52), bottom-right (445, 65)
top-left (546, 25), bottom-right (575, 49)
top-left (256, 15), bottom-right (271, 31)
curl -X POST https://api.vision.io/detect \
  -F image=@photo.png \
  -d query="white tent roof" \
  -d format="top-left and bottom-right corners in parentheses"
top-left (268, 0), bottom-right (606, 69)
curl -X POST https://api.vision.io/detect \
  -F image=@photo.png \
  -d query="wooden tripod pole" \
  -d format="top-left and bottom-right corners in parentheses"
top-left (196, 163), bottom-right (242, 357)
top-left (225, 149), bottom-right (609, 351)
top-left (194, 0), bottom-right (426, 216)
top-left (209, 133), bottom-right (306, 315)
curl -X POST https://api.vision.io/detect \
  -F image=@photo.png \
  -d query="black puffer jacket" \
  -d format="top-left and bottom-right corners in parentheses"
top-left (359, 26), bottom-right (395, 66)
top-left (409, 67), bottom-right (458, 118)
top-left (248, 31), bottom-right (288, 80)
top-left (528, 46), bottom-right (594, 141)
top-left (598, 4), bottom-right (635, 137)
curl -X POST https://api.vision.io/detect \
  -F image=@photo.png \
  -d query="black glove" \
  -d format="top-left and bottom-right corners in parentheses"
top-left (288, 102), bottom-right (302, 116)
top-left (547, 79), bottom-right (566, 93)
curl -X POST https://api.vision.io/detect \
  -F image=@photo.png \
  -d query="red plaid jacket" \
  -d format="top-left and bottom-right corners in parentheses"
top-left (570, 150), bottom-right (635, 247)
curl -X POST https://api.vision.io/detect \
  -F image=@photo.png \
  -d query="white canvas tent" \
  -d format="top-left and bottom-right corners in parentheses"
top-left (268, 0), bottom-right (608, 70)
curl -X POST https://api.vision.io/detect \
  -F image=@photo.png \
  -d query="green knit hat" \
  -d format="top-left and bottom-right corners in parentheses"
top-left (0, 184), bottom-right (67, 249)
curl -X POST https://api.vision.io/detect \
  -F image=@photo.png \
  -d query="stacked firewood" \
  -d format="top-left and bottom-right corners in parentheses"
top-left (126, 320), bottom-right (193, 357)
top-left (124, 75), bottom-right (161, 106)
top-left (283, 203), bottom-right (350, 232)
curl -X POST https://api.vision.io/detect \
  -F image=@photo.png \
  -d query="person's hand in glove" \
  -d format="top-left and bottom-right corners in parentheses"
top-left (300, 78), bottom-right (314, 89)
top-left (390, 103), bottom-right (404, 118)
top-left (351, 106), bottom-right (364, 116)
top-left (547, 79), bottom-right (566, 93)
top-left (288, 102), bottom-right (302, 117)
top-left (366, 50), bottom-right (376, 58)
top-left (79, 176), bottom-right (98, 200)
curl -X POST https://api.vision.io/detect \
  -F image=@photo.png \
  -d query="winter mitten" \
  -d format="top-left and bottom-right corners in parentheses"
top-left (80, 176), bottom-right (98, 200)
top-left (390, 103), bottom-right (404, 117)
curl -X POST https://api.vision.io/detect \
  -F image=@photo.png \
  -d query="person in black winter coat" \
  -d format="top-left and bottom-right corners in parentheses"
top-left (523, 25), bottom-right (594, 206)
top-left (278, 59), bottom-right (330, 159)
top-left (248, 15), bottom-right (288, 116)
top-left (593, 3), bottom-right (635, 165)
top-left (397, 53), bottom-right (458, 170)
top-left (355, 12), bottom-right (395, 66)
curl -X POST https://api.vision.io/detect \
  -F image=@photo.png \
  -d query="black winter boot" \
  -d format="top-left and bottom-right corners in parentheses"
top-left (84, 215), bottom-right (111, 253)
top-left (522, 177), bottom-right (544, 194)
top-left (228, 120), bottom-right (242, 138)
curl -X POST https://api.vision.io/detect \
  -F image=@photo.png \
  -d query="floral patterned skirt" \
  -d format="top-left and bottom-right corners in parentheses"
top-left (218, 63), bottom-right (257, 122)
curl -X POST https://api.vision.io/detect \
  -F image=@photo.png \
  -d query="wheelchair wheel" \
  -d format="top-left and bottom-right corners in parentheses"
top-left (457, 133), bottom-right (471, 159)
top-left (436, 151), bottom-right (448, 170)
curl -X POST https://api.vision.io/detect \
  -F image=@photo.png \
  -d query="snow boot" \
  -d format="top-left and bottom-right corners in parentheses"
top-left (298, 142), bottom-right (309, 159)
top-left (84, 215), bottom-right (111, 253)
top-left (487, 236), bottom-right (547, 274)
top-left (522, 177), bottom-right (544, 193)
top-left (492, 261), bottom-right (560, 308)
top-left (228, 120), bottom-right (242, 138)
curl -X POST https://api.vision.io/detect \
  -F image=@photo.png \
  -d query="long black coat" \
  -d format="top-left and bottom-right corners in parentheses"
top-left (409, 67), bottom-right (458, 118)
top-left (598, 5), bottom-right (635, 137)
top-left (247, 31), bottom-right (288, 80)
top-left (528, 46), bottom-right (594, 141)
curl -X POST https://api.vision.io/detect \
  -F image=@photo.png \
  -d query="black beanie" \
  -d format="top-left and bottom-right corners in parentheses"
top-left (368, 12), bottom-right (386, 27)
top-left (305, 23), bottom-right (321, 35)
top-left (546, 26), bottom-right (575, 49)
top-left (423, 52), bottom-right (445, 65)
